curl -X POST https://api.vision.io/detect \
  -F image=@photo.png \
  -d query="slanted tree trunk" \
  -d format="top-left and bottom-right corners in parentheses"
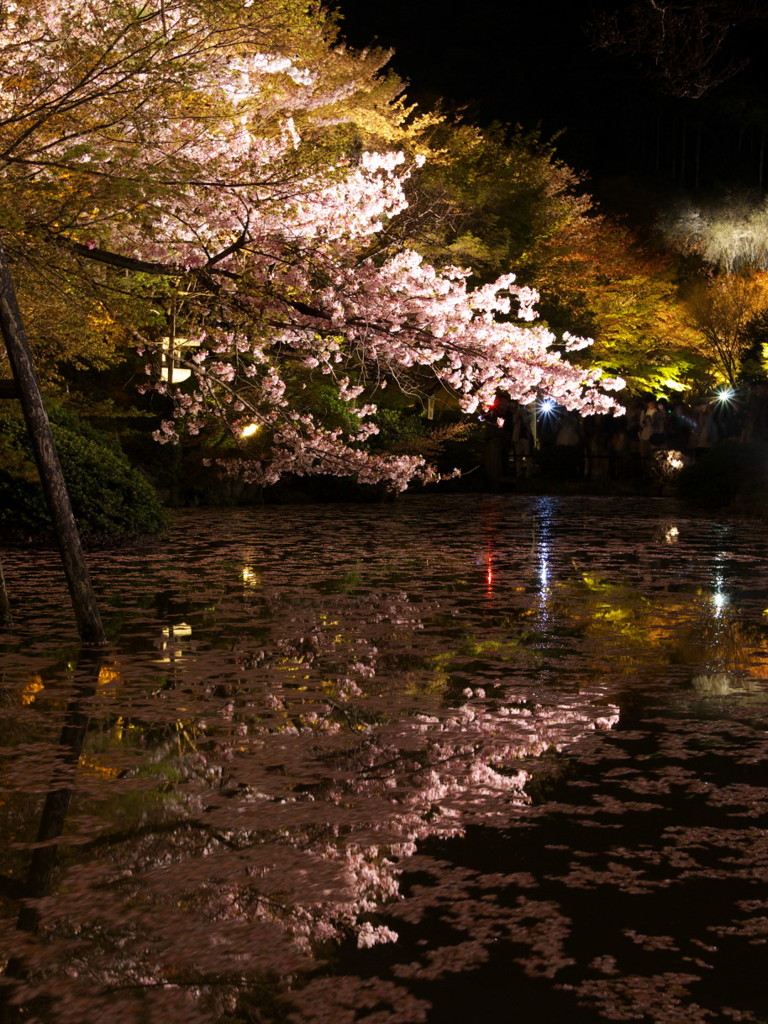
top-left (0, 242), bottom-right (106, 644)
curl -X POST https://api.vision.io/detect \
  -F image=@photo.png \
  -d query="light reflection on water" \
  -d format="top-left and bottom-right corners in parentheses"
top-left (1, 495), bottom-right (768, 1023)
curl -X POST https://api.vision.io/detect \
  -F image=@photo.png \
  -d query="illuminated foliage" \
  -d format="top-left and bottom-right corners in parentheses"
top-left (683, 270), bottom-right (768, 386)
top-left (663, 195), bottom-right (768, 272)
top-left (388, 122), bottom-right (725, 400)
top-left (0, 0), bottom-right (624, 491)
top-left (532, 213), bottom-right (708, 395)
top-left (392, 123), bottom-right (591, 281)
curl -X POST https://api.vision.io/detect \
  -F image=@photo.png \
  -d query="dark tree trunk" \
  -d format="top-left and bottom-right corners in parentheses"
top-left (0, 241), bottom-right (106, 644)
top-left (0, 556), bottom-right (10, 625)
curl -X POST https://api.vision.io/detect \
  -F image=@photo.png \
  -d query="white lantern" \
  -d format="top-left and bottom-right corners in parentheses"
top-left (159, 336), bottom-right (200, 384)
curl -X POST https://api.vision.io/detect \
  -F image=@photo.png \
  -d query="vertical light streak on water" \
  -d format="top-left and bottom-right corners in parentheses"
top-left (711, 521), bottom-right (734, 620)
top-left (480, 499), bottom-right (503, 607)
top-left (712, 570), bottom-right (728, 617)
top-left (532, 496), bottom-right (554, 622)
top-left (485, 541), bottom-right (494, 603)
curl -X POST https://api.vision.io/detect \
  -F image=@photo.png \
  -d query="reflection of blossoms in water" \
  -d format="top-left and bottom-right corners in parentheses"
top-left (0, 580), bottom-right (618, 1024)
top-left (7, 498), bottom-right (768, 1024)
top-left (185, 589), bottom-right (620, 965)
top-left (356, 922), bottom-right (399, 949)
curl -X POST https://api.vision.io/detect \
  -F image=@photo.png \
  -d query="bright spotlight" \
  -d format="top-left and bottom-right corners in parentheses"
top-left (240, 423), bottom-right (260, 437)
top-left (715, 387), bottom-right (735, 403)
top-left (539, 398), bottom-right (556, 415)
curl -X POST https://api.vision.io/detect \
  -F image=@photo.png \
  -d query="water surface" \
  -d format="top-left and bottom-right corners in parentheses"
top-left (1, 496), bottom-right (767, 1023)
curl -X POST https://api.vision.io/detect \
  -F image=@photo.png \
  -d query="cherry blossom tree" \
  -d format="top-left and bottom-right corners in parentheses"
top-left (0, 0), bottom-right (623, 491)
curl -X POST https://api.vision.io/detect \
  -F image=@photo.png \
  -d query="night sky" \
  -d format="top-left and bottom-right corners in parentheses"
top-left (333, 1), bottom-right (618, 144)
top-left (333, 0), bottom-right (768, 210)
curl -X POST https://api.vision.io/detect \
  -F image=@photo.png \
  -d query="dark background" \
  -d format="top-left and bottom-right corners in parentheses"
top-left (332, 0), bottom-right (768, 215)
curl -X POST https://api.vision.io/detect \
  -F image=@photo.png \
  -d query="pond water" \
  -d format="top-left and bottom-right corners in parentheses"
top-left (1, 495), bottom-right (768, 1024)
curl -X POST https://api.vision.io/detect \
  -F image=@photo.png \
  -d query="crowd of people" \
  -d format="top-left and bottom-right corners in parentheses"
top-left (484, 384), bottom-right (768, 484)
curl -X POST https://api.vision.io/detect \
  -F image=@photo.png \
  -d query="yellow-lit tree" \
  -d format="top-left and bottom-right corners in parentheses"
top-left (684, 270), bottom-right (768, 386)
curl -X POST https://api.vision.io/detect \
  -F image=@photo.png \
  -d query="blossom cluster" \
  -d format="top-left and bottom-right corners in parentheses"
top-left (0, 0), bottom-right (624, 489)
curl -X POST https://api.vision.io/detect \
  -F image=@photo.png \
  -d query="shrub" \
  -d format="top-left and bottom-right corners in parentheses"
top-left (0, 412), bottom-right (168, 542)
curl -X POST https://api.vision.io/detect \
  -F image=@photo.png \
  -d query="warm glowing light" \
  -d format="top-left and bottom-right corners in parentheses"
top-left (159, 622), bottom-right (192, 662)
top-left (241, 423), bottom-right (260, 437)
top-left (242, 565), bottom-right (260, 587)
top-left (96, 661), bottom-right (122, 697)
top-left (665, 525), bottom-right (680, 543)
top-left (159, 336), bottom-right (200, 384)
top-left (161, 622), bottom-right (192, 639)
top-left (484, 542), bottom-right (495, 601)
top-left (20, 675), bottom-right (44, 705)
